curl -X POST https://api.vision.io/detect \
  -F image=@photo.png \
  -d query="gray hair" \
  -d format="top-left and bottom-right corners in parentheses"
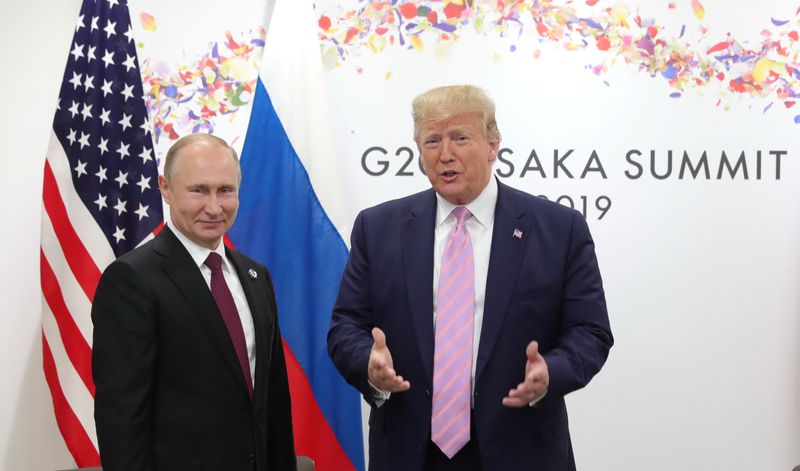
top-left (162, 133), bottom-right (241, 183)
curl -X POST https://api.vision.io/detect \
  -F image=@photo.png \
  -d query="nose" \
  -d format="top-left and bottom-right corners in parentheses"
top-left (439, 139), bottom-right (456, 163)
top-left (204, 193), bottom-right (223, 216)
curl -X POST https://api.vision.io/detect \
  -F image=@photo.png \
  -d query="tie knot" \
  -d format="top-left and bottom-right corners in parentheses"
top-left (204, 252), bottom-right (223, 272)
top-left (452, 206), bottom-right (471, 225)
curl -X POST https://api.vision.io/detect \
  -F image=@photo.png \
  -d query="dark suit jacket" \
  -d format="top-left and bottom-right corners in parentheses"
top-left (328, 180), bottom-right (613, 470)
top-left (92, 226), bottom-right (295, 471)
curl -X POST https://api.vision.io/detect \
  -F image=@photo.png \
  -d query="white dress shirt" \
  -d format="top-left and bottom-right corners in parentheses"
top-left (168, 222), bottom-right (257, 383)
top-left (371, 178), bottom-right (498, 404)
top-left (433, 177), bottom-right (497, 397)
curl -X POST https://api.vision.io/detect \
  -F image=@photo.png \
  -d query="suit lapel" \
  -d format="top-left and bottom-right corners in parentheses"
top-left (476, 182), bottom-right (529, 382)
top-left (156, 228), bottom-right (251, 398)
top-left (402, 190), bottom-right (437, 385)
top-left (227, 248), bottom-right (274, 408)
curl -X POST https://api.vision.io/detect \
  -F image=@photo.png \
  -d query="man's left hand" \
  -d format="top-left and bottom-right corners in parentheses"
top-left (502, 340), bottom-right (549, 407)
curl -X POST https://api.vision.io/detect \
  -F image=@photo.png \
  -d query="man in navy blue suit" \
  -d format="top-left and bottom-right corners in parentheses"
top-left (328, 85), bottom-right (613, 470)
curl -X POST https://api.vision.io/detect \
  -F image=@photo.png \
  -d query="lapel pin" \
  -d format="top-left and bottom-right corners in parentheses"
top-left (513, 228), bottom-right (523, 239)
top-left (248, 268), bottom-right (258, 279)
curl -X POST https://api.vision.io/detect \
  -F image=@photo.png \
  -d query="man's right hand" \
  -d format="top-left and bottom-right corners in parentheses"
top-left (368, 327), bottom-right (411, 392)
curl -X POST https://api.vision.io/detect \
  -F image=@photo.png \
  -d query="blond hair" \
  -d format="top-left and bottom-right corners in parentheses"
top-left (411, 85), bottom-right (501, 143)
top-left (163, 133), bottom-right (241, 183)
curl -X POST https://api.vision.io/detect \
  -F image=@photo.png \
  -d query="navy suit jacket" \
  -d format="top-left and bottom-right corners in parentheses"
top-left (328, 180), bottom-right (613, 470)
top-left (92, 227), bottom-right (295, 471)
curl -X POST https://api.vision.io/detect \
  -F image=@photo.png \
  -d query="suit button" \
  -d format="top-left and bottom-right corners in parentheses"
top-left (416, 445), bottom-right (424, 453)
top-left (248, 454), bottom-right (256, 464)
top-left (425, 389), bottom-right (430, 398)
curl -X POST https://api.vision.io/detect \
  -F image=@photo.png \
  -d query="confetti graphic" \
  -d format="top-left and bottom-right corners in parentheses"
top-left (140, 26), bottom-right (265, 143)
top-left (316, 0), bottom-right (800, 124)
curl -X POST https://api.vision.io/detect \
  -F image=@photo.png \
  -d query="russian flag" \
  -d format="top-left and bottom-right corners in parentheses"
top-left (227, 1), bottom-right (364, 470)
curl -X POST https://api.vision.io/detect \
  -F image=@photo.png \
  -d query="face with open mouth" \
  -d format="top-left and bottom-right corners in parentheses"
top-left (417, 112), bottom-right (499, 206)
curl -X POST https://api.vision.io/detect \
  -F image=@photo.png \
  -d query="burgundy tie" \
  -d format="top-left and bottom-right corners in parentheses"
top-left (204, 252), bottom-right (253, 400)
top-left (431, 207), bottom-right (474, 458)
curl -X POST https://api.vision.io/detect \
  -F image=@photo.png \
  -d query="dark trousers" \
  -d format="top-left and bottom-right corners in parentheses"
top-left (424, 412), bottom-right (482, 471)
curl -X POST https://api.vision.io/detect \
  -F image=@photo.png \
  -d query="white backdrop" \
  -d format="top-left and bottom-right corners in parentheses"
top-left (2, 1), bottom-right (799, 470)
top-left (1, 0), bottom-right (81, 469)
top-left (318, 1), bottom-right (800, 468)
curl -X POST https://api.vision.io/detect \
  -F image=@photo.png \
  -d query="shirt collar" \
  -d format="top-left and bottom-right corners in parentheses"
top-left (435, 176), bottom-right (498, 228)
top-left (167, 221), bottom-right (229, 271)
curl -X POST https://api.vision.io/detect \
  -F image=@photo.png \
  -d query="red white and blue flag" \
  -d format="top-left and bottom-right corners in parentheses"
top-left (228, 1), bottom-right (364, 469)
top-left (41, 0), bottom-right (162, 466)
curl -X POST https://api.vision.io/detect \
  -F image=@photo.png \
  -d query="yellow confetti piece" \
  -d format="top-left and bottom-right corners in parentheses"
top-left (385, 71), bottom-right (392, 81)
top-left (691, 0), bottom-right (705, 21)
top-left (752, 58), bottom-right (785, 84)
top-left (611, 3), bottom-right (629, 24)
top-left (410, 34), bottom-right (424, 52)
top-left (474, 16), bottom-right (486, 34)
top-left (140, 12), bottom-right (157, 31)
top-left (220, 57), bottom-right (252, 82)
top-left (321, 48), bottom-right (341, 70)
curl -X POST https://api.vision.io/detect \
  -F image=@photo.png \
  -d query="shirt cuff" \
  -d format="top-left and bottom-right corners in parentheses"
top-left (529, 389), bottom-right (547, 407)
top-left (368, 378), bottom-right (391, 407)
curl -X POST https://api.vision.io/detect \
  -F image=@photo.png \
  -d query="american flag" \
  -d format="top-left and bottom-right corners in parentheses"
top-left (40, 0), bottom-right (162, 465)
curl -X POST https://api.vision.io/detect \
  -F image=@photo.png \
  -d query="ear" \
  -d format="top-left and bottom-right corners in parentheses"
top-left (158, 175), bottom-right (171, 204)
top-left (488, 140), bottom-right (500, 163)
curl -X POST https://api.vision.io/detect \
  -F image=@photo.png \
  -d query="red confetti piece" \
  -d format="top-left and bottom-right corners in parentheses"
top-left (668, 2), bottom-right (676, 8)
top-left (344, 27), bottom-right (359, 44)
top-left (225, 32), bottom-right (241, 51)
top-left (784, 101), bottom-right (796, 108)
top-left (319, 15), bottom-right (331, 31)
top-left (428, 11), bottom-right (438, 24)
top-left (537, 22), bottom-right (549, 36)
top-left (706, 41), bottom-right (728, 54)
top-left (376, 27), bottom-right (388, 35)
top-left (647, 26), bottom-right (658, 38)
top-left (586, 0), bottom-right (600, 5)
top-left (789, 31), bottom-right (799, 41)
top-left (444, 3), bottom-right (465, 19)
top-left (399, 3), bottom-right (418, 20)
top-left (596, 35), bottom-right (611, 51)
top-left (716, 72), bottom-right (725, 81)
top-left (163, 123), bottom-right (179, 140)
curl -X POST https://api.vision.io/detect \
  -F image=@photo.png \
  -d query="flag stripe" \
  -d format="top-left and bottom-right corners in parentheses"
top-left (42, 334), bottom-right (100, 467)
top-left (284, 342), bottom-right (354, 471)
top-left (42, 303), bottom-right (98, 449)
top-left (42, 160), bottom-right (102, 303)
top-left (41, 249), bottom-right (95, 394)
top-left (41, 210), bottom-right (94, 345)
top-left (45, 132), bottom-right (116, 268)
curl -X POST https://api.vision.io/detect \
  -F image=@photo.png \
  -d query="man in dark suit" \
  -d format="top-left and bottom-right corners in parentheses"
top-left (328, 85), bottom-right (613, 470)
top-left (92, 134), bottom-right (295, 471)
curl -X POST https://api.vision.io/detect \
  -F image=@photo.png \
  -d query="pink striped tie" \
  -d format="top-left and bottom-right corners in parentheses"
top-left (431, 206), bottom-right (474, 458)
